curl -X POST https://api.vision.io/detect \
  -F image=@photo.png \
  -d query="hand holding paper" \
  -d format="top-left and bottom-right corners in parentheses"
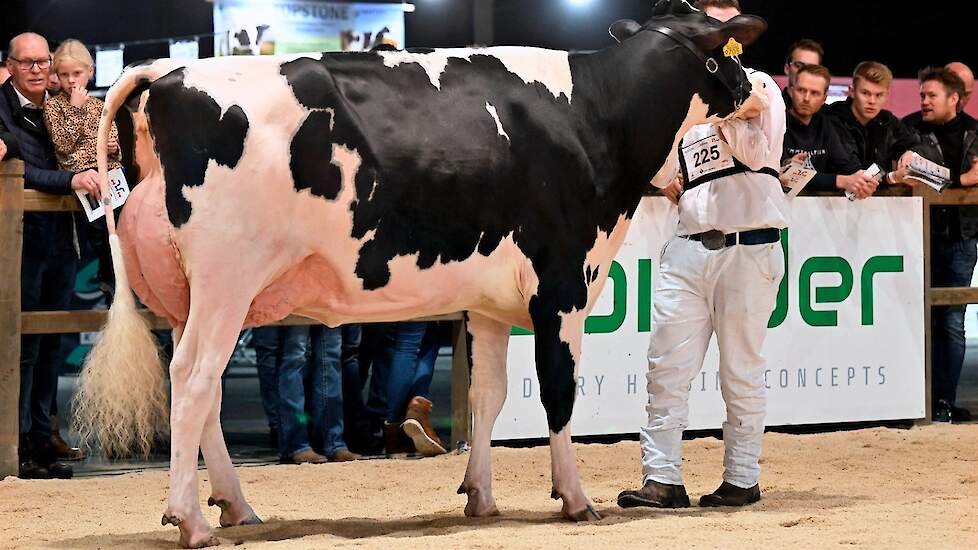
top-left (75, 167), bottom-right (130, 222)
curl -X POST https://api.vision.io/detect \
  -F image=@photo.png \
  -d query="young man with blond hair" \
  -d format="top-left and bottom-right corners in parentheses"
top-left (824, 61), bottom-right (919, 186)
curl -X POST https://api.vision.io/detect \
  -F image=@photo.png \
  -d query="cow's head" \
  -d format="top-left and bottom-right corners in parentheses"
top-left (611, 0), bottom-right (767, 120)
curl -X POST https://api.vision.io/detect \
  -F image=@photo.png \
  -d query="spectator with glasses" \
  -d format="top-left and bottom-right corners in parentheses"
top-left (782, 38), bottom-right (824, 108)
top-left (0, 32), bottom-right (101, 479)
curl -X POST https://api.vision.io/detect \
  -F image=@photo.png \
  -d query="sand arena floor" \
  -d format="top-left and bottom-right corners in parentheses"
top-left (1, 424), bottom-right (975, 549)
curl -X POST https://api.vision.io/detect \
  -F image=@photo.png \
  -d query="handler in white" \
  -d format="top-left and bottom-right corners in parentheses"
top-left (618, 2), bottom-right (788, 510)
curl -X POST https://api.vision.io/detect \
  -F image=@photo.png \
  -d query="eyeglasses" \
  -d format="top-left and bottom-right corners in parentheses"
top-left (6, 56), bottom-right (52, 71)
top-left (787, 60), bottom-right (808, 71)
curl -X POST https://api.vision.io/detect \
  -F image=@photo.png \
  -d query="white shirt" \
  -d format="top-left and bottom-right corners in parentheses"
top-left (655, 70), bottom-right (790, 235)
top-left (12, 85), bottom-right (46, 110)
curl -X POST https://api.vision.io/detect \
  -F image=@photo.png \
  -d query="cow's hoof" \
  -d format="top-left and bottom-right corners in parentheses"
top-left (180, 533), bottom-right (220, 549)
top-left (208, 496), bottom-right (263, 528)
top-left (458, 483), bottom-right (499, 517)
top-left (563, 503), bottom-right (602, 522)
top-left (551, 489), bottom-right (602, 522)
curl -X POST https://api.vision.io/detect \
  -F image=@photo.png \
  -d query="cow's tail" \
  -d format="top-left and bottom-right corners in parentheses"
top-left (72, 63), bottom-right (169, 458)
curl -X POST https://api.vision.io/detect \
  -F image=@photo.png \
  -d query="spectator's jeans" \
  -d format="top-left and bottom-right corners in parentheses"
top-left (252, 326), bottom-right (281, 432)
top-left (381, 321), bottom-right (440, 424)
top-left (309, 324), bottom-right (361, 455)
top-left (20, 248), bottom-right (77, 451)
top-left (931, 237), bottom-right (978, 407)
top-left (253, 325), bottom-right (311, 457)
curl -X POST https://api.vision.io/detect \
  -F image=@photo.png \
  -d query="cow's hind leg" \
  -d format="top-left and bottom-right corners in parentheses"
top-left (458, 312), bottom-right (510, 517)
top-left (202, 384), bottom-right (262, 527)
top-left (530, 290), bottom-right (601, 522)
top-left (163, 288), bottom-right (257, 548)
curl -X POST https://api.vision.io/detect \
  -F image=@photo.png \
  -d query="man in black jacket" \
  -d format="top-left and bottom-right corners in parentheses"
top-left (825, 61), bottom-right (919, 186)
top-left (0, 32), bottom-right (100, 479)
top-left (782, 64), bottom-right (877, 198)
top-left (903, 66), bottom-right (978, 422)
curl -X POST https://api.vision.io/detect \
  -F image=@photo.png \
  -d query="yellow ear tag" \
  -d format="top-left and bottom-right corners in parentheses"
top-left (723, 37), bottom-right (743, 58)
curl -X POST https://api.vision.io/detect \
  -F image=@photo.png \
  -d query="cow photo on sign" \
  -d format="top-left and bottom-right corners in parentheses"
top-left (71, 1), bottom-right (768, 547)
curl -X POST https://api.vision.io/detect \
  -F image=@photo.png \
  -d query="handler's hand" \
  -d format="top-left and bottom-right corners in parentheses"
top-left (0, 138), bottom-right (6, 162)
top-left (107, 137), bottom-right (119, 155)
top-left (662, 174), bottom-right (684, 205)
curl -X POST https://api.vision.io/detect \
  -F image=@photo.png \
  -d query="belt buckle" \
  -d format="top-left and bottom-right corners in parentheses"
top-left (700, 230), bottom-right (726, 250)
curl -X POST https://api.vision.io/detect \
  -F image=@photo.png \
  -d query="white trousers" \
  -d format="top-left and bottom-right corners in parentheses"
top-left (640, 234), bottom-right (784, 488)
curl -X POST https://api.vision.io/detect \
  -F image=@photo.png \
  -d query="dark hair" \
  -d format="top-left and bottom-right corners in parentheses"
top-left (786, 39), bottom-right (825, 65)
top-left (796, 64), bottom-right (832, 91)
top-left (694, 0), bottom-right (742, 11)
top-left (918, 66), bottom-right (966, 100)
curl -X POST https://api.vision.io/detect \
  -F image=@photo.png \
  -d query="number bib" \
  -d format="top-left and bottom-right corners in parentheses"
top-left (680, 132), bottom-right (735, 184)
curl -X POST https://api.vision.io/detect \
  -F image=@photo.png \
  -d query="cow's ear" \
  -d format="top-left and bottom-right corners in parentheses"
top-left (609, 19), bottom-right (642, 43)
top-left (694, 14), bottom-right (767, 51)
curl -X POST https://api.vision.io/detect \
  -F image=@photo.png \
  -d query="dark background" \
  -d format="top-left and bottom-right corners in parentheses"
top-left (0, 1), bottom-right (972, 80)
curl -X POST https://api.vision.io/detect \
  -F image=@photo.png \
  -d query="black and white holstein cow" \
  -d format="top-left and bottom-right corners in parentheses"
top-left (76, 1), bottom-right (767, 547)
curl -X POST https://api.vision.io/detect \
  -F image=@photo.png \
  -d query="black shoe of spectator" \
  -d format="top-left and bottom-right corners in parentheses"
top-left (18, 459), bottom-right (51, 479)
top-left (950, 404), bottom-right (972, 422)
top-left (44, 460), bottom-right (74, 479)
top-left (31, 441), bottom-right (74, 479)
top-left (933, 400), bottom-right (952, 423)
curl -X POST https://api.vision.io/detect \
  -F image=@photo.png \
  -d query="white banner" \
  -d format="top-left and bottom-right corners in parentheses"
top-left (494, 197), bottom-right (926, 440)
top-left (214, 0), bottom-right (406, 55)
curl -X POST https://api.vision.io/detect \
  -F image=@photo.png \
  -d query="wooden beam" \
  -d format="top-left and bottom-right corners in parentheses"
top-left (22, 309), bottom-right (464, 335)
top-left (450, 316), bottom-right (471, 450)
top-left (0, 161), bottom-right (25, 478)
top-left (930, 287), bottom-right (978, 306)
top-left (920, 189), bottom-right (933, 423)
top-left (22, 310), bottom-right (171, 334)
top-left (23, 189), bottom-right (81, 212)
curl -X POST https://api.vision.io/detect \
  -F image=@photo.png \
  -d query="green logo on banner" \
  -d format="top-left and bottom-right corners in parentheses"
top-left (511, 228), bottom-right (905, 335)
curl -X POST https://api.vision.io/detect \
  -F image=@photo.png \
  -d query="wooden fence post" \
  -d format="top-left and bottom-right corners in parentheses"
top-left (450, 316), bottom-right (471, 450)
top-left (0, 160), bottom-right (25, 478)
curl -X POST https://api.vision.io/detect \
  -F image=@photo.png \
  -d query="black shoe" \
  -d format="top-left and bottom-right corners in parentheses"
top-left (699, 481), bottom-right (761, 507)
top-left (933, 402), bottom-right (951, 423)
top-left (617, 479), bottom-right (691, 509)
top-left (950, 404), bottom-right (973, 422)
top-left (18, 459), bottom-right (51, 479)
top-left (44, 460), bottom-right (74, 479)
top-left (31, 442), bottom-right (74, 479)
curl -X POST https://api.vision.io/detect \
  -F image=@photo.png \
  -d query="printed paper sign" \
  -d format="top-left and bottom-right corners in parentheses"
top-left (76, 167), bottom-right (130, 222)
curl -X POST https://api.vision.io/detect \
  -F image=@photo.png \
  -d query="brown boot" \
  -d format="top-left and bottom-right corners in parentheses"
top-left (617, 479), bottom-right (691, 509)
top-left (287, 449), bottom-right (328, 464)
top-left (383, 422), bottom-right (416, 456)
top-left (401, 397), bottom-right (447, 457)
top-left (50, 415), bottom-right (85, 461)
top-left (327, 449), bottom-right (362, 462)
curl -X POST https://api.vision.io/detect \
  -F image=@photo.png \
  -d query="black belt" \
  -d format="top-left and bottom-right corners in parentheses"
top-left (681, 228), bottom-right (781, 251)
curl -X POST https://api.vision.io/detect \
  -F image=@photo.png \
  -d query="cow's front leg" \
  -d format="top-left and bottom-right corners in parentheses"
top-left (458, 313), bottom-right (510, 517)
top-left (201, 385), bottom-right (261, 528)
top-left (530, 293), bottom-right (601, 522)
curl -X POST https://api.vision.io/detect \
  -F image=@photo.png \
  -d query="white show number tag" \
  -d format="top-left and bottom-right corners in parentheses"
top-left (75, 167), bottom-right (131, 222)
top-left (681, 134), bottom-right (734, 182)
